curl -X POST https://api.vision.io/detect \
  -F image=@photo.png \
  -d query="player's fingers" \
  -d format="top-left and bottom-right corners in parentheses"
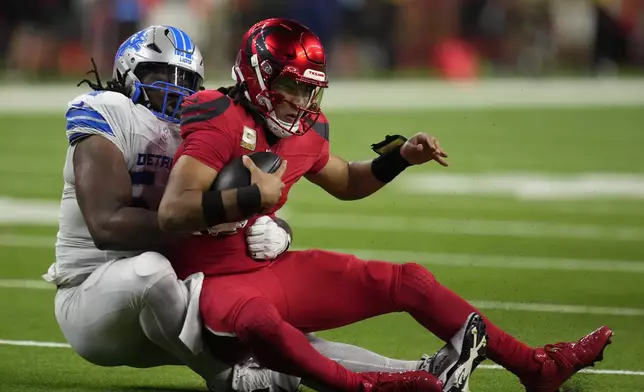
top-left (254, 216), bottom-right (272, 225)
top-left (246, 224), bottom-right (266, 236)
top-left (428, 136), bottom-right (439, 151)
top-left (242, 155), bottom-right (258, 172)
top-left (434, 138), bottom-right (441, 152)
top-left (248, 243), bottom-right (265, 253)
top-left (434, 155), bottom-right (449, 167)
top-left (274, 160), bottom-right (288, 178)
top-left (413, 132), bottom-right (430, 143)
top-left (435, 139), bottom-right (448, 157)
top-left (246, 236), bottom-right (262, 246)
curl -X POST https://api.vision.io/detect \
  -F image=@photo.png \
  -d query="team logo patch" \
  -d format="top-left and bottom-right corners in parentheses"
top-left (261, 60), bottom-right (273, 75)
top-left (241, 126), bottom-right (257, 151)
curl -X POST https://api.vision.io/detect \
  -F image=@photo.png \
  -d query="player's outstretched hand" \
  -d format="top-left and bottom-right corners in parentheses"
top-left (242, 155), bottom-right (288, 209)
top-left (400, 133), bottom-right (449, 167)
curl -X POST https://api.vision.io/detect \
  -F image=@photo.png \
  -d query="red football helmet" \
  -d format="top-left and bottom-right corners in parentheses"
top-left (232, 18), bottom-right (328, 137)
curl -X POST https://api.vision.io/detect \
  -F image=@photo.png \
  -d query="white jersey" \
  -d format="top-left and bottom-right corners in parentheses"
top-left (44, 91), bottom-right (183, 286)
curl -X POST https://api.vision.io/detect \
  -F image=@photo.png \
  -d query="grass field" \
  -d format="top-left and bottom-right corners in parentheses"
top-left (1, 105), bottom-right (644, 391)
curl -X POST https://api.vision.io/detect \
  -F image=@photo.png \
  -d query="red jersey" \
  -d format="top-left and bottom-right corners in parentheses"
top-left (169, 89), bottom-right (330, 278)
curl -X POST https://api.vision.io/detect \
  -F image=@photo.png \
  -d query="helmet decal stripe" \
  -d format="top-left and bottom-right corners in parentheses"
top-left (167, 26), bottom-right (190, 52)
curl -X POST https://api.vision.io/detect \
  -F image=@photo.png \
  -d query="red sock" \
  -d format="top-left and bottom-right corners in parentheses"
top-left (235, 298), bottom-right (364, 392)
top-left (394, 263), bottom-right (538, 377)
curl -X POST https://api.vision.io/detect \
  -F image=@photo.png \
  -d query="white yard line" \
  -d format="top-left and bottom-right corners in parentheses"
top-left (2, 236), bottom-right (644, 273)
top-left (323, 248), bottom-right (644, 274)
top-left (399, 173), bottom-right (644, 200)
top-left (469, 301), bottom-right (644, 317)
top-left (0, 197), bottom-right (59, 225)
top-left (289, 198), bottom-right (644, 217)
top-left (288, 213), bottom-right (644, 242)
top-left (3, 277), bottom-right (643, 317)
top-left (7, 210), bottom-right (644, 242)
top-left (0, 234), bottom-right (55, 248)
top-left (0, 338), bottom-right (641, 376)
top-left (0, 339), bottom-right (70, 348)
top-left (476, 363), bottom-right (644, 377)
top-left (0, 279), bottom-right (52, 290)
top-left (395, 173), bottom-right (644, 200)
top-left (5, 205), bottom-right (644, 242)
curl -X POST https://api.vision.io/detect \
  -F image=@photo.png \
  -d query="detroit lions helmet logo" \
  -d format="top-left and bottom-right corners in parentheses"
top-left (116, 30), bottom-right (148, 61)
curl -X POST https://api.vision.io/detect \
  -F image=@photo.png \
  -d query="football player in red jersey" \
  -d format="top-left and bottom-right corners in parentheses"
top-left (159, 18), bottom-right (613, 392)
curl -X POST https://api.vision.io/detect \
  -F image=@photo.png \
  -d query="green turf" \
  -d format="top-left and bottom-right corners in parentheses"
top-left (1, 107), bottom-right (643, 391)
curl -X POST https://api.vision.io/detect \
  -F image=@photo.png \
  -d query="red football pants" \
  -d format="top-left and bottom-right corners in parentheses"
top-left (200, 249), bottom-right (536, 391)
top-left (201, 249), bottom-right (401, 334)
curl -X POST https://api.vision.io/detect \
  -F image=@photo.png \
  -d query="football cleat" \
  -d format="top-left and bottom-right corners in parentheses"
top-left (419, 313), bottom-right (488, 392)
top-left (223, 358), bottom-right (272, 392)
top-left (360, 370), bottom-right (443, 392)
top-left (520, 326), bottom-right (613, 392)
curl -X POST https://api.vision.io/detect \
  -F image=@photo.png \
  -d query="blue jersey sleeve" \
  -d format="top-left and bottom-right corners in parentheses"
top-left (65, 105), bottom-right (114, 145)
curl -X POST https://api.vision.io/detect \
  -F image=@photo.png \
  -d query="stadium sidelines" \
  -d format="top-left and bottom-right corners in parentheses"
top-left (0, 338), bottom-right (642, 377)
top-left (2, 78), bottom-right (644, 113)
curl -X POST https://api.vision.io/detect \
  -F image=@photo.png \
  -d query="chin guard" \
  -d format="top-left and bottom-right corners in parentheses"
top-left (371, 134), bottom-right (408, 155)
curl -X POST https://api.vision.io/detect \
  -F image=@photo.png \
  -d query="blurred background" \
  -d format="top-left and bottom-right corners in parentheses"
top-left (2, 0), bottom-right (644, 80)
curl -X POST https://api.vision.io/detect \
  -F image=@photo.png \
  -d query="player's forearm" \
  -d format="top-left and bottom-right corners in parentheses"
top-left (341, 143), bottom-right (414, 200)
top-left (92, 207), bottom-right (172, 251)
top-left (158, 189), bottom-right (207, 233)
top-left (339, 160), bottom-right (388, 200)
top-left (158, 187), bottom-right (260, 233)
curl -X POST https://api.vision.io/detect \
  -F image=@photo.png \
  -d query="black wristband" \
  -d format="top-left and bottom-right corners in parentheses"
top-left (202, 190), bottom-right (226, 227)
top-left (237, 184), bottom-right (262, 218)
top-left (371, 147), bottom-right (411, 183)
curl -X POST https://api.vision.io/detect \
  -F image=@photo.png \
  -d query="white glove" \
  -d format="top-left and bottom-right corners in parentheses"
top-left (246, 216), bottom-right (291, 260)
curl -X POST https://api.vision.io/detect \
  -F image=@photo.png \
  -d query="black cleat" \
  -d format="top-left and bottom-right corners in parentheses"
top-left (419, 313), bottom-right (488, 392)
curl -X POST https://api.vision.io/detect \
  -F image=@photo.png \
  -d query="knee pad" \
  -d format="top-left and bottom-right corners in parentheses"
top-left (131, 252), bottom-right (184, 302)
top-left (132, 251), bottom-right (174, 281)
top-left (137, 253), bottom-right (188, 342)
top-left (394, 262), bottom-right (437, 311)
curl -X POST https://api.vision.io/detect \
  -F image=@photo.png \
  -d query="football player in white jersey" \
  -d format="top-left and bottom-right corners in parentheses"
top-left (43, 25), bottom-right (487, 392)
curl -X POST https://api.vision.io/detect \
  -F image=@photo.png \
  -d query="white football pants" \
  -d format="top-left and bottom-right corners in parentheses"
top-left (54, 252), bottom-right (234, 389)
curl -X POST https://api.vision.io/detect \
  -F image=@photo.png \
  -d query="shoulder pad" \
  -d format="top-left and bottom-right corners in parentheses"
top-left (68, 90), bottom-right (132, 111)
top-left (65, 91), bottom-right (130, 146)
top-left (305, 112), bottom-right (330, 141)
top-left (180, 90), bottom-right (233, 134)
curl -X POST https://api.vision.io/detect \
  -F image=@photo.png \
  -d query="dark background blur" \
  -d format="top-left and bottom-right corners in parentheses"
top-left (1, 0), bottom-right (644, 81)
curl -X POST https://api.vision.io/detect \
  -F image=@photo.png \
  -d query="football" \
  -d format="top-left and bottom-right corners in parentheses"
top-left (211, 151), bottom-right (282, 191)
